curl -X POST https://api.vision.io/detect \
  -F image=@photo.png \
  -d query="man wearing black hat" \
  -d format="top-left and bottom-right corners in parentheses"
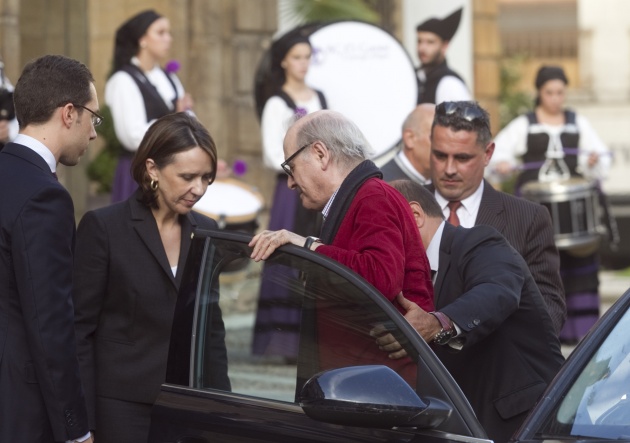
top-left (416, 7), bottom-right (471, 105)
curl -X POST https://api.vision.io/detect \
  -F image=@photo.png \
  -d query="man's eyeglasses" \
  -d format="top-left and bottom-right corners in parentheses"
top-left (281, 142), bottom-right (313, 177)
top-left (73, 104), bottom-right (104, 127)
top-left (436, 101), bottom-right (489, 128)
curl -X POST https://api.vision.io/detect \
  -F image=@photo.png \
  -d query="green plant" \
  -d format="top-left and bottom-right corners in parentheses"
top-left (87, 105), bottom-right (122, 194)
top-left (280, 0), bottom-right (380, 24)
top-left (495, 55), bottom-right (534, 194)
top-left (499, 55), bottom-right (533, 130)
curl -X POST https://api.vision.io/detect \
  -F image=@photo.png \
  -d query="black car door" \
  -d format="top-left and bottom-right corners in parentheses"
top-left (513, 288), bottom-right (630, 442)
top-left (149, 229), bottom-right (490, 443)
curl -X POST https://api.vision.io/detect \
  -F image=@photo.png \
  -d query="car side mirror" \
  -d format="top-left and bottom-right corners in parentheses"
top-left (299, 365), bottom-right (451, 429)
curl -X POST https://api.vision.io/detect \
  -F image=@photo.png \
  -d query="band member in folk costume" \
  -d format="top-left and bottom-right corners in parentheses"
top-left (106, 10), bottom-right (193, 203)
top-left (492, 65), bottom-right (612, 344)
top-left (253, 28), bottom-right (328, 361)
top-left (416, 7), bottom-right (471, 104)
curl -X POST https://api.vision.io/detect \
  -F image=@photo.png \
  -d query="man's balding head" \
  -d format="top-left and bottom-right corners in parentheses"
top-left (282, 110), bottom-right (371, 211)
top-left (402, 104), bottom-right (435, 178)
top-left (289, 110), bottom-right (370, 170)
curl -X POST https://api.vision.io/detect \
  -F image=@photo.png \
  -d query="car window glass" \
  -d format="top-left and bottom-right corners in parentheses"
top-left (539, 305), bottom-right (630, 439)
top-left (191, 236), bottom-right (419, 403)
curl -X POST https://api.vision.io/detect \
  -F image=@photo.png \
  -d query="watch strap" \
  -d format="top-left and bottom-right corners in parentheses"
top-left (304, 236), bottom-right (321, 250)
top-left (430, 311), bottom-right (453, 332)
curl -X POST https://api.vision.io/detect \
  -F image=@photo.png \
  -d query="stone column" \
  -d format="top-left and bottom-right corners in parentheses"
top-left (187, 0), bottom-right (278, 207)
top-left (472, 0), bottom-right (500, 135)
top-left (0, 0), bottom-right (20, 80)
top-left (578, 0), bottom-right (630, 101)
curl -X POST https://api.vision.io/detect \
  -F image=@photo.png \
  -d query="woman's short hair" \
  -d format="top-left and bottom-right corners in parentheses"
top-left (131, 112), bottom-right (218, 209)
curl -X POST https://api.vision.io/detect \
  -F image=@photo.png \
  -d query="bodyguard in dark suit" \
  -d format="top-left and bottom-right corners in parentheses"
top-left (428, 101), bottom-right (566, 334)
top-left (0, 56), bottom-right (98, 442)
top-left (73, 113), bottom-right (230, 443)
top-left (380, 180), bottom-right (564, 442)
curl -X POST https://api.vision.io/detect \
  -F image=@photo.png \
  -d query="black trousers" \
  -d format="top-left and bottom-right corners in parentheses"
top-left (96, 396), bottom-right (153, 443)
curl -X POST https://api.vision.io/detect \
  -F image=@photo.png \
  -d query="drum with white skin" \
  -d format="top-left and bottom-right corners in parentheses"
top-left (254, 21), bottom-right (418, 165)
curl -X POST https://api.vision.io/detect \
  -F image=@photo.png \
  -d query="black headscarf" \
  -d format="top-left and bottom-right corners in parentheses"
top-left (534, 65), bottom-right (569, 107)
top-left (416, 7), bottom-right (463, 42)
top-left (253, 27), bottom-right (312, 114)
top-left (113, 10), bottom-right (162, 72)
top-left (269, 28), bottom-right (312, 87)
top-left (535, 65), bottom-right (569, 89)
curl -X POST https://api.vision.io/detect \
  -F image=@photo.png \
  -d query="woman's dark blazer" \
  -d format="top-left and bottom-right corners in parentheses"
top-left (73, 190), bottom-right (229, 428)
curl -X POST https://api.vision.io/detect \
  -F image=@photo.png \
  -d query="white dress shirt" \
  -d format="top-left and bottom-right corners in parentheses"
top-left (395, 150), bottom-right (429, 184)
top-left (13, 134), bottom-right (56, 173)
top-left (426, 219), bottom-right (462, 345)
top-left (434, 180), bottom-right (484, 228)
top-left (105, 58), bottom-right (185, 152)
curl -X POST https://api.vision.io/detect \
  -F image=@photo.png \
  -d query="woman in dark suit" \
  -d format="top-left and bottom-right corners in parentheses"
top-left (73, 112), bottom-right (230, 442)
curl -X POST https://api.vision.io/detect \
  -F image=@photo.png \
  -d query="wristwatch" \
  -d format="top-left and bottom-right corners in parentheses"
top-left (303, 236), bottom-right (322, 250)
top-left (430, 311), bottom-right (455, 345)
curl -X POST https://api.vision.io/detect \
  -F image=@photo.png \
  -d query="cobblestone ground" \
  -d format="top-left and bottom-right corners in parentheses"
top-left (218, 263), bottom-right (296, 401)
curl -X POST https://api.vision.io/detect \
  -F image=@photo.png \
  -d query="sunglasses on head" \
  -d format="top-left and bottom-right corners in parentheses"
top-left (436, 101), bottom-right (489, 129)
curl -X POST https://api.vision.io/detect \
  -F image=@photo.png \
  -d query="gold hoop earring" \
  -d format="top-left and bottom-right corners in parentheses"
top-left (150, 179), bottom-right (159, 191)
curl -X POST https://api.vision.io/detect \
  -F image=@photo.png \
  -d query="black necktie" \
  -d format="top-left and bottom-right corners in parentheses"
top-left (52, 171), bottom-right (58, 181)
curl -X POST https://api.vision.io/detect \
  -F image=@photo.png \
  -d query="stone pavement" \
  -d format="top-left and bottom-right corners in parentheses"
top-left (600, 270), bottom-right (630, 312)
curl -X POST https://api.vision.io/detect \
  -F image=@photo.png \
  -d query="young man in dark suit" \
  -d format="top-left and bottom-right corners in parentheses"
top-left (428, 100), bottom-right (567, 334)
top-left (377, 179), bottom-right (564, 443)
top-left (0, 55), bottom-right (99, 443)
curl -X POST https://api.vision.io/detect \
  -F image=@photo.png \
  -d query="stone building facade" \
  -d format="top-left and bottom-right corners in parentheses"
top-left (0, 0), bottom-right (500, 220)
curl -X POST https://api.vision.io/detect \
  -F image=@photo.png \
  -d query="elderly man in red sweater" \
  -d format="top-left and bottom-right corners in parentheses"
top-left (250, 109), bottom-right (434, 314)
top-left (250, 110), bottom-right (434, 383)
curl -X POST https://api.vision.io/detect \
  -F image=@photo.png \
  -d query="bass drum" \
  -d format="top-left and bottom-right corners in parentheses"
top-left (254, 21), bottom-right (418, 164)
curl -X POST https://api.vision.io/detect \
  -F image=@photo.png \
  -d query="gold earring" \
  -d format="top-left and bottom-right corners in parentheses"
top-left (150, 179), bottom-right (159, 190)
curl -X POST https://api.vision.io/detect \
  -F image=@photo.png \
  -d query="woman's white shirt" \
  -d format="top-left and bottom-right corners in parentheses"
top-left (105, 62), bottom-right (185, 152)
top-left (491, 113), bottom-right (611, 181)
top-left (260, 93), bottom-right (323, 171)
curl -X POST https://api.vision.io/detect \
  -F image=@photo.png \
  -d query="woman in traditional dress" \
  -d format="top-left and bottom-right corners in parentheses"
top-left (252, 29), bottom-right (327, 360)
top-left (106, 10), bottom-right (193, 203)
top-left (492, 65), bottom-right (611, 344)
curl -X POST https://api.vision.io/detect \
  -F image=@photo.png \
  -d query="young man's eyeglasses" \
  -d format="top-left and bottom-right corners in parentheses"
top-left (281, 142), bottom-right (313, 177)
top-left (436, 101), bottom-right (489, 129)
top-left (73, 104), bottom-right (104, 127)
